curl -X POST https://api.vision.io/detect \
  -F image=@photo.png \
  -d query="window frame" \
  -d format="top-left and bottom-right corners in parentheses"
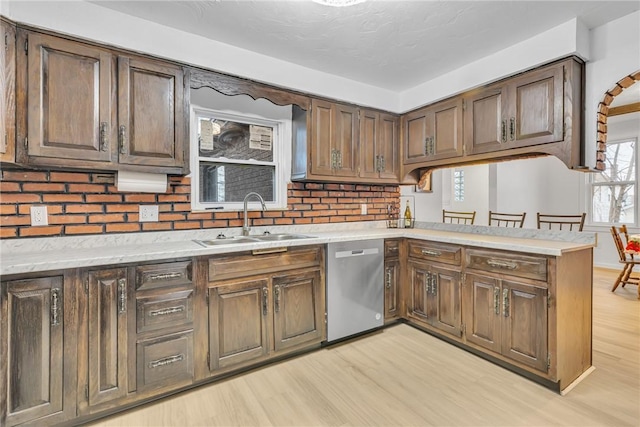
top-left (190, 106), bottom-right (289, 212)
top-left (588, 137), bottom-right (638, 226)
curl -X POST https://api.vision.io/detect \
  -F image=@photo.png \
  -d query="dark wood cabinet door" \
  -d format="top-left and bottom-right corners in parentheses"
top-left (117, 56), bottom-right (186, 170)
top-left (384, 259), bottom-right (400, 320)
top-left (428, 265), bottom-right (462, 337)
top-left (509, 63), bottom-right (563, 147)
top-left (333, 103), bottom-right (358, 178)
top-left (359, 109), bottom-right (379, 180)
top-left (1, 276), bottom-right (66, 426)
top-left (463, 84), bottom-right (506, 155)
top-left (501, 280), bottom-right (548, 372)
top-left (378, 113), bottom-right (399, 180)
top-left (403, 108), bottom-right (428, 164)
top-left (23, 31), bottom-right (115, 163)
top-left (430, 98), bottom-right (463, 160)
top-left (309, 98), bottom-right (334, 176)
top-left (1, 19), bottom-right (16, 162)
top-left (87, 268), bottom-right (129, 407)
top-left (359, 110), bottom-right (399, 181)
top-left (407, 260), bottom-right (430, 323)
top-left (464, 273), bottom-right (501, 353)
top-left (272, 268), bottom-right (323, 352)
top-left (208, 278), bottom-right (270, 372)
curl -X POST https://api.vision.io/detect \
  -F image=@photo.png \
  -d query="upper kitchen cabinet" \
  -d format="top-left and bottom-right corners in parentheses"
top-left (117, 56), bottom-right (187, 171)
top-left (15, 29), bottom-right (189, 175)
top-left (292, 100), bottom-right (400, 184)
top-left (464, 60), bottom-right (563, 155)
top-left (402, 57), bottom-right (584, 183)
top-left (309, 98), bottom-right (358, 178)
top-left (403, 97), bottom-right (463, 165)
top-left (360, 110), bottom-right (399, 181)
top-left (1, 18), bottom-right (16, 164)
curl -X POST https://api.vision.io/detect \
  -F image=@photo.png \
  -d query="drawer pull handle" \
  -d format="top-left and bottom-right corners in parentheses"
top-left (385, 268), bottom-right (392, 289)
top-left (149, 354), bottom-right (184, 369)
top-left (148, 272), bottom-right (183, 281)
top-left (262, 287), bottom-right (268, 316)
top-left (494, 286), bottom-right (500, 315)
top-left (51, 288), bottom-right (61, 326)
top-left (487, 259), bottom-right (518, 270)
top-left (119, 125), bottom-right (127, 154)
top-left (149, 305), bottom-right (185, 317)
top-left (274, 285), bottom-right (281, 313)
top-left (503, 288), bottom-right (510, 317)
top-left (421, 249), bottom-right (441, 257)
top-left (99, 122), bottom-right (108, 151)
top-left (118, 278), bottom-right (127, 314)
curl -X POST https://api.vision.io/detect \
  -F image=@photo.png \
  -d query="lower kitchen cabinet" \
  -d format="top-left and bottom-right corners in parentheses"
top-left (406, 240), bottom-right (463, 338)
top-left (272, 269), bottom-right (323, 352)
top-left (384, 239), bottom-right (400, 322)
top-left (84, 268), bottom-right (129, 408)
top-left (208, 267), bottom-right (324, 374)
top-left (208, 277), bottom-right (271, 371)
top-left (205, 246), bottom-right (325, 375)
top-left (0, 273), bottom-right (77, 427)
top-left (464, 273), bottom-right (548, 372)
top-left (407, 260), bottom-right (462, 338)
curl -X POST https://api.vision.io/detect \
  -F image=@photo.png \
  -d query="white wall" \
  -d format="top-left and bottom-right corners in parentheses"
top-left (584, 10), bottom-right (640, 169)
top-left (5, 1), bottom-right (589, 114)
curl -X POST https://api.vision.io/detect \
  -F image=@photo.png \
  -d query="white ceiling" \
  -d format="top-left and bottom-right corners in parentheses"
top-left (91, 0), bottom-right (639, 92)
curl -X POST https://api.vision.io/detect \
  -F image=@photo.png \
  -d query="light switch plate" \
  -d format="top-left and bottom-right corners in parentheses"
top-left (139, 205), bottom-right (159, 222)
top-left (30, 206), bottom-right (48, 226)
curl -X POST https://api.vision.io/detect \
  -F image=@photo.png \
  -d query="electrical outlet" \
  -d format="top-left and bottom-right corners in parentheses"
top-left (361, 204), bottom-right (367, 215)
top-left (139, 205), bottom-right (159, 222)
top-left (30, 206), bottom-right (49, 226)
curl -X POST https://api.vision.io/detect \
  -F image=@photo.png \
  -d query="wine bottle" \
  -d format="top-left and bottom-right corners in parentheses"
top-left (404, 200), bottom-right (412, 228)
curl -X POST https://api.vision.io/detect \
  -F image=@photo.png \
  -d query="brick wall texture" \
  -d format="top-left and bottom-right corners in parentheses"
top-left (0, 169), bottom-right (400, 239)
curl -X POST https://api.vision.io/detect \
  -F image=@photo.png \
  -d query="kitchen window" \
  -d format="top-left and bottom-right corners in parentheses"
top-left (191, 107), bottom-right (289, 211)
top-left (590, 137), bottom-right (637, 225)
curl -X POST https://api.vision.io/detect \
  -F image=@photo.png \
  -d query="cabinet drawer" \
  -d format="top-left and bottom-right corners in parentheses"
top-left (137, 330), bottom-right (194, 391)
top-left (466, 249), bottom-right (548, 282)
top-left (208, 246), bottom-right (321, 281)
top-left (136, 289), bottom-right (193, 334)
top-left (385, 239), bottom-right (400, 257)
top-left (136, 261), bottom-right (192, 291)
top-left (408, 240), bottom-right (461, 266)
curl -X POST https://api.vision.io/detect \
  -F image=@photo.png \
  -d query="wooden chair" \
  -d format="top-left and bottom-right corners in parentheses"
top-left (443, 210), bottom-right (476, 225)
top-left (489, 211), bottom-right (526, 228)
top-left (537, 213), bottom-right (586, 231)
top-left (610, 225), bottom-right (640, 299)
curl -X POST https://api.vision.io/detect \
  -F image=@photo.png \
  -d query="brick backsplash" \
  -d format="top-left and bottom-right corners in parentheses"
top-left (0, 169), bottom-right (400, 239)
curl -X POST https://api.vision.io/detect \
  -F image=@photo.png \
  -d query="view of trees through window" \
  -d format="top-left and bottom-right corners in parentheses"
top-left (592, 138), bottom-right (636, 224)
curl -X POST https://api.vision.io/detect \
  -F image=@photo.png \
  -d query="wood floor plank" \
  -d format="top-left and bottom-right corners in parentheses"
top-left (87, 268), bottom-right (640, 427)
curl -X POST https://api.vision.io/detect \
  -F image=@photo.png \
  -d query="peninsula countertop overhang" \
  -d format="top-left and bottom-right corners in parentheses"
top-left (0, 222), bottom-right (597, 276)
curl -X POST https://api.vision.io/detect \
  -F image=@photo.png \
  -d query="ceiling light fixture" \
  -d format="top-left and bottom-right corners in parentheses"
top-left (312, 0), bottom-right (366, 7)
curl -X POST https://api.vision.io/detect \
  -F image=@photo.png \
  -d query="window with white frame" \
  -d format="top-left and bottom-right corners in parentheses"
top-left (191, 107), bottom-right (288, 211)
top-left (591, 137), bottom-right (637, 224)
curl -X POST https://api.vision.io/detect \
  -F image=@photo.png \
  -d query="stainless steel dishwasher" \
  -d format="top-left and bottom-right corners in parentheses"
top-left (326, 239), bottom-right (384, 342)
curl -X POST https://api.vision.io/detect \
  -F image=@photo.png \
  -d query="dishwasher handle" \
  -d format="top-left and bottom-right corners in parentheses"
top-left (335, 248), bottom-right (380, 259)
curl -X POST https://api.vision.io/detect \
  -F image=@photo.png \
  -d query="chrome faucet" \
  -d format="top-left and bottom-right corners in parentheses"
top-left (242, 192), bottom-right (267, 236)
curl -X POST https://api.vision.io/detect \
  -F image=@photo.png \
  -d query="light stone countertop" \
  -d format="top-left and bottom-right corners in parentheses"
top-left (0, 222), bottom-right (597, 276)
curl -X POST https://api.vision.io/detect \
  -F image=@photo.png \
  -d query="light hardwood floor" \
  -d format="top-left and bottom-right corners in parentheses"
top-left (88, 268), bottom-right (639, 427)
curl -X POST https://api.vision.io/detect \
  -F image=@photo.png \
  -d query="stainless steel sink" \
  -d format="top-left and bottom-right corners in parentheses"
top-left (194, 237), bottom-right (259, 246)
top-left (251, 233), bottom-right (315, 241)
top-left (194, 233), bottom-right (315, 247)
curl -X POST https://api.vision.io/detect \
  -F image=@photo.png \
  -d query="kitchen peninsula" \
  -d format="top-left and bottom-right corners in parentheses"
top-left (0, 222), bottom-right (595, 426)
